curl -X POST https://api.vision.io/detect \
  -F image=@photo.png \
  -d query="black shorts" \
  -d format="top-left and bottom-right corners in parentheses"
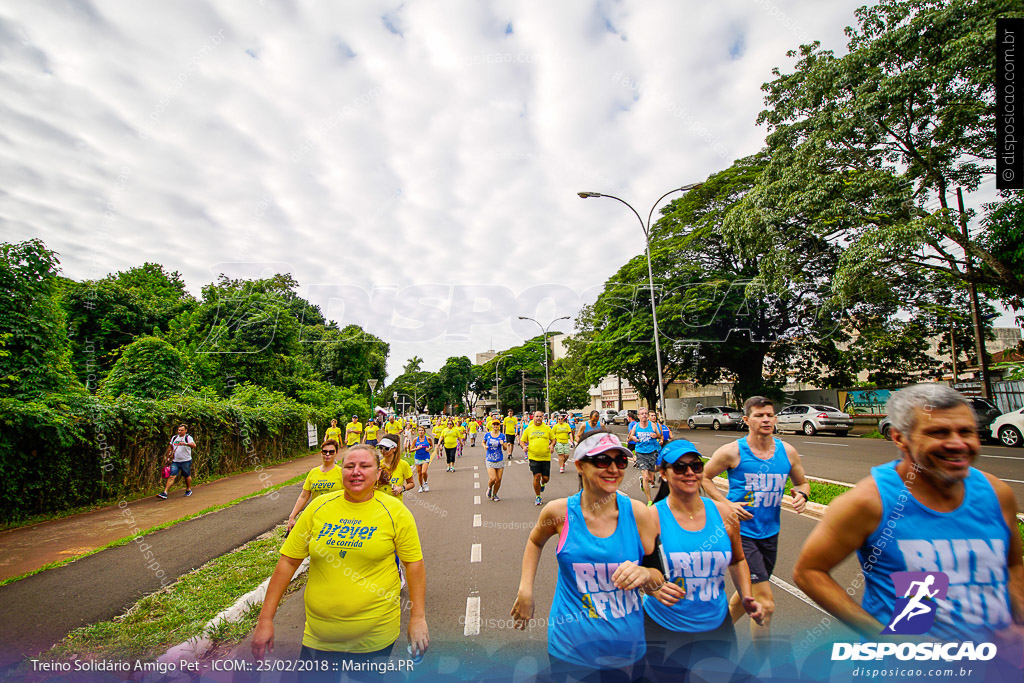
top-left (504, 433), bottom-right (515, 443)
top-left (529, 459), bottom-right (551, 478)
top-left (741, 534), bottom-right (779, 583)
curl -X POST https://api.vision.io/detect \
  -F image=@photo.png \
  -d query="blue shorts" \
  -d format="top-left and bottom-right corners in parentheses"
top-left (169, 460), bottom-right (192, 478)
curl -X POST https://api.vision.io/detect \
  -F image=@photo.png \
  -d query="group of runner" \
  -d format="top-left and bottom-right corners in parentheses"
top-left (511, 386), bottom-right (1023, 681)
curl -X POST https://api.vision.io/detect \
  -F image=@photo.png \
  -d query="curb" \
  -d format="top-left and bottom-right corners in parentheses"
top-left (709, 479), bottom-right (827, 521)
top-left (150, 557), bottom-right (308, 680)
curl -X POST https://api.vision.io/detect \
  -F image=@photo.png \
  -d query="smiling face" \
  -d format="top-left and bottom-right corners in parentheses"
top-left (342, 447), bottom-right (379, 501)
top-left (663, 453), bottom-right (703, 498)
top-left (892, 404), bottom-right (979, 487)
top-left (575, 453), bottom-right (626, 494)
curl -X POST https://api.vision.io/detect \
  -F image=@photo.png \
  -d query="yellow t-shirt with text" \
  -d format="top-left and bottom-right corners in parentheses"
top-left (503, 416), bottom-right (518, 435)
top-left (281, 492), bottom-right (423, 652)
top-left (324, 427), bottom-right (343, 445)
top-left (345, 422), bottom-right (363, 446)
top-left (522, 423), bottom-right (555, 461)
top-left (442, 428), bottom-right (461, 449)
top-left (553, 422), bottom-right (573, 444)
top-left (302, 465), bottom-right (344, 498)
top-left (384, 421), bottom-right (401, 435)
top-left (376, 459), bottom-right (413, 500)
top-left (364, 424), bottom-right (379, 441)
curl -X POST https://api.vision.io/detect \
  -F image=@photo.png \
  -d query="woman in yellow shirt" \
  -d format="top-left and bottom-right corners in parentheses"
top-left (364, 419), bottom-right (380, 446)
top-left (324, 419), bottom-right (343, 446)
top-left (286, 439), bottom-right (343, 533)
top-left (441, 418), bottom-right (462, 472)
top-left (253, 445), bottom-right (428, 667)
top-left (375, 436), bottom-right (414, 500)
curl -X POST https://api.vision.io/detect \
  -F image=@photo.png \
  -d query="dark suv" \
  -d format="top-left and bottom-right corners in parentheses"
top-left (878, 397), bottom-right (1000, 441)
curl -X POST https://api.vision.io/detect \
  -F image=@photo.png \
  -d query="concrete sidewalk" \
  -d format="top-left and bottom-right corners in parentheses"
top-left (0, 452), bottom-right (321, 582)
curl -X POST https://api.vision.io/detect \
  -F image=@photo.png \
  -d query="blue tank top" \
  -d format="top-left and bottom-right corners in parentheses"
top-left (548, 492), bottom-right (646, 668)
top-left (858, 461), bottom-right (1012, 640)
top-left (633, 421), bottom-right (659, 454)
top-left (415, 437), bottom-right (430, 459)
top-left (727, 437), bottom-right (791, 539)
top-left (644, 498), bottom-right (731, 632)
top-left (582, 421), bottom-right (601, 435)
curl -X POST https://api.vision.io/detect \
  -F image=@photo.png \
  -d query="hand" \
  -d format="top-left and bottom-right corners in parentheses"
top-left (791, 491), bottom-right (808, 514)
top-left (408, 615), bottom-right (429, 656)
top-left (511, 592), bottom-right (534, 629)
top-left (742, 596), bottom-right (765, 625)
top-left (652, 581), bottom-right (686, 607)
top-left (392, 485), bottom-right (402, 496)
top-left (286, 516), bottom-right (296, 533)
top-left (610, 561), bottom-right (650, 592)
top-left (727, 500), bottom-right (754, 521)
top-left (251, 619), bottom-right (274, 659)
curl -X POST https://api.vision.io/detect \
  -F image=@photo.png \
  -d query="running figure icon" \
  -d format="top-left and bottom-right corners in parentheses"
top-left (887, 574), bottom-right (939, 631)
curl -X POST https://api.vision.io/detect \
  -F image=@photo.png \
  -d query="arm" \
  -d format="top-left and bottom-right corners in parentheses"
top-left (287, 489), bottom-right (312, 533)
top-left (627, 425), bottom-right (637, 444)
top-left (612, 500), bottom-right (662, 592)
top-left (785, 442), bottom-right (810, 514)
top-left (512, 500), bottom-right (565, 628)
top-left (792, 479), bottom-right (885, 638)
top-left (720, 501), bottom-right (763, 624)
top-left (403, 559), bottom-right (429, 654)
top-left (700, 443), bottom-right (751, 520)
top-left (985, 473), bottom-right (1024, 626)
top-left (251, 554), bottom-right (305, 659)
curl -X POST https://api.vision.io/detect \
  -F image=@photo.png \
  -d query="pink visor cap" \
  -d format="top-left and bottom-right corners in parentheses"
top-left (573, 431), bottom-right (632, 462)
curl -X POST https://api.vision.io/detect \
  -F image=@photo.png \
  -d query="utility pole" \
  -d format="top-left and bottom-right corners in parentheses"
top-left (949, 314), bottom-right (959, 384)
top-left (521, 370), bottom-right (526, 415)
top-left (957, 188), bottom-right (991, 398)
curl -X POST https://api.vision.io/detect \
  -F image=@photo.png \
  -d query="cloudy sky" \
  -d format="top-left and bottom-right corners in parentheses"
top-left (2, 0), bottom-right (882, 377)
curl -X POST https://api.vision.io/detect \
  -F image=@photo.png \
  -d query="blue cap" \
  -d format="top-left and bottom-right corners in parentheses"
top-left (656, 439), bottom-right (702, 468)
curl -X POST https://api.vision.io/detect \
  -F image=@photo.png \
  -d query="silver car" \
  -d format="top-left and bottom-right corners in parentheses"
top-left (776, 404), bottom-right (852, 436)
top-left (687, 406), bottom-right (744, 430)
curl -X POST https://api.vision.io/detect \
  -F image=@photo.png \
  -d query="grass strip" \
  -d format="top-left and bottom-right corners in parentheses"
top-left (34, 525), bottom-right (301, 664)
top-left (0, 473), bottom-right (305, 588)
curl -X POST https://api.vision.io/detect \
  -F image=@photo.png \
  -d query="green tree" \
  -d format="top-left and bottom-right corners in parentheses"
top-left (100, 336), bottom-right (188, 399)
top-left (0, 239), bottom-right (78, 398)
top-left (549, 356), bottom-right (590, 412)
top-left (728, 0), bottom-right (1024, 306)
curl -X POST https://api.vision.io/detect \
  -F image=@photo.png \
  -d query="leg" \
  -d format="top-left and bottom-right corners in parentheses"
top-left (184, 475), bottom-right (193, 492)
top-left (492, 469), bottom-right (503, 496)
top-left (747, 580), bottom-right (775, 653)
top-left (533, 472), bottom-right (543, 496)
top-left (163, 474), bottom-right (176, 494)
top-left (641, 469), bottom-right (655, 504)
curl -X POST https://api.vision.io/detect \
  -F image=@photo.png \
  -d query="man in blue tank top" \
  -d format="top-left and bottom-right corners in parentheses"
top-left (794, 384), bottom-right (1023, 649)
top-left (701, 395), bottom-right (810, 652)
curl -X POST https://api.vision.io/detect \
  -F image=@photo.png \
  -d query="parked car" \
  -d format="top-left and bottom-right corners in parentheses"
top-left (776, 404), bottom-right (853, 436)
top-left (598, 409), bottom-right (618, 425)
top-left (990, 407), bottom-right (1024, 447)
top-left (879, 397), bottom-right (1002, 442)
top-left (613, 409), bottom-right (638, 425)
top-left (687, 406), bottom-right (744, 431)
top-left (570, 411), bottom-right (584, 422)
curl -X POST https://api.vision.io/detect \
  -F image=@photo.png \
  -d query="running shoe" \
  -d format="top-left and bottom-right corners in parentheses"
top-left (184, 489), bottom-right (193, 497)
top-left (418, 485), bottom-right (423, 493)
top-left (540, 481), bottom-right (546, 493)
top-left (487, 486), bottom-right (493, 499)
top-left (157, 492), bottom-right (168, 500)
top-left (647, 500), bottom-right (654, 507)
top-left (559, 466), bottom-right (564, 473)
top-left (535, 496), bottom-right (542, 506)
top-left (422, 483), bottom-right (429, 492)
top-left (492, 495), bottom-right (500, 502)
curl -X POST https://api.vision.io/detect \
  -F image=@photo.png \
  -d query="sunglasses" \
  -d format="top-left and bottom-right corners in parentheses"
top-left (667, 459), bottom-right (704, 474)
top-left (321, 449), bottom-right (337, 455)
top-left (582, 453), bottom-right (629, 469)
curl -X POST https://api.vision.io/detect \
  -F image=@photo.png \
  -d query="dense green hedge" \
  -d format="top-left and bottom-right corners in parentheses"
top-left (0, 386), bottom-right (357, 524)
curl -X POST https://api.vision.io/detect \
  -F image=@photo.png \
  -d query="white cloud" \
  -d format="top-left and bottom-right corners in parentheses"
top-left (0, 0), bottom-right (875, 376)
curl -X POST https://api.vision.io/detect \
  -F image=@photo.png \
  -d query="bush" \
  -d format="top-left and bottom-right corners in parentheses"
top-left (101, 337), bottom-right (187, 399)
top-left (0, 390), bottom-right (313, 524)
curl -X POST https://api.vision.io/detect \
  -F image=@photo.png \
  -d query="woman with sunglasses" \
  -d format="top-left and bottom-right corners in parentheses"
top-left (512, 429), bottom-right (659, 682)
top-left (286, 439), bottom-right (343, 534)
top-left (642, 439), bottom-right (763, 680)
top-left (375, 436), bottom-right (414, 500)
top-left (413, 426), bottom-right (433, 493)
top-left (483, 418), bottom-right (506, 501)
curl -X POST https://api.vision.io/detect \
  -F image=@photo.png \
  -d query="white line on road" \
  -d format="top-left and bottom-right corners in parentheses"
top-left (474, 482), bottom-right (480, 489)
top-left (805, 441), bottom-right (850, 447)
top-left (979, 453), bottom-right (1024, 460)
top-left (464, 597), bottom-right (481, 636)
top-left (471, 543), bottom-right (482, 562)
top-left (474, 465), bottom-right (479, 470)
top-left (474, 472), bottom-right (479, 479)
top-left (474, 495), bottom-right (481, 504)
top-left (473, 514), bottom-right (481, 527)
top-left (770, 576), bottom-right (831, 616)
top-left (1003, 478), bottom-right (1024, 484)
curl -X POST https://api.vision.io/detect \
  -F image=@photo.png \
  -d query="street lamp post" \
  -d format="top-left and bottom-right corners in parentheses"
top-left (577, 184), bottom-right (702, 414)
top-left (368, 378), bottom-right (378, 420)
top-left (517, 316), bottom-right (570, 414)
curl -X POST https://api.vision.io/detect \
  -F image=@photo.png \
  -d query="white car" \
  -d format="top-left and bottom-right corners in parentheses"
top-left (991, 407), bottom-right (1024, 447)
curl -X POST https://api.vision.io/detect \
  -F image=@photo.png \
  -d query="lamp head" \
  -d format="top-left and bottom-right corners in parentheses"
top-left (577, 192), bottom-right (601, 198)
top-left (679, 183), bottom-right (703, 191)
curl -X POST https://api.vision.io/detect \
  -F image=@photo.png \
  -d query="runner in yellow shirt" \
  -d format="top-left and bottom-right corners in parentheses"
top-left (375, 436), bottom-right (414, 500)
top-left (442, 419), bottom-right (462, 472)
top-left (431, 419), bottom-right (445, 459)
top-left (364, 420), bottom-right (380, 446)
top-left (552, 413), bottom-right (575, 474)
top-left (345, 415), bottom-right (363, 446)
top-left (324, 419), bottom-right (343, 446)
top-left (520, 411), bottom-right (556, 505)
top-left (384, 416), bottom-right (401, 436)
top-left (502, 410), bottom-right (519, 459)
top-left (468, 416), bottom-right (479, 447)
top-left (286, 438), bottom-right (343, 533)
top-left (253, 445), bottom-right (428, 663)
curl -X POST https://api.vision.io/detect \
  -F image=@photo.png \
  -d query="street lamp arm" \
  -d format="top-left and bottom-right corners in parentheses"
top-left (579, 193), bottom-right (646, 235)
